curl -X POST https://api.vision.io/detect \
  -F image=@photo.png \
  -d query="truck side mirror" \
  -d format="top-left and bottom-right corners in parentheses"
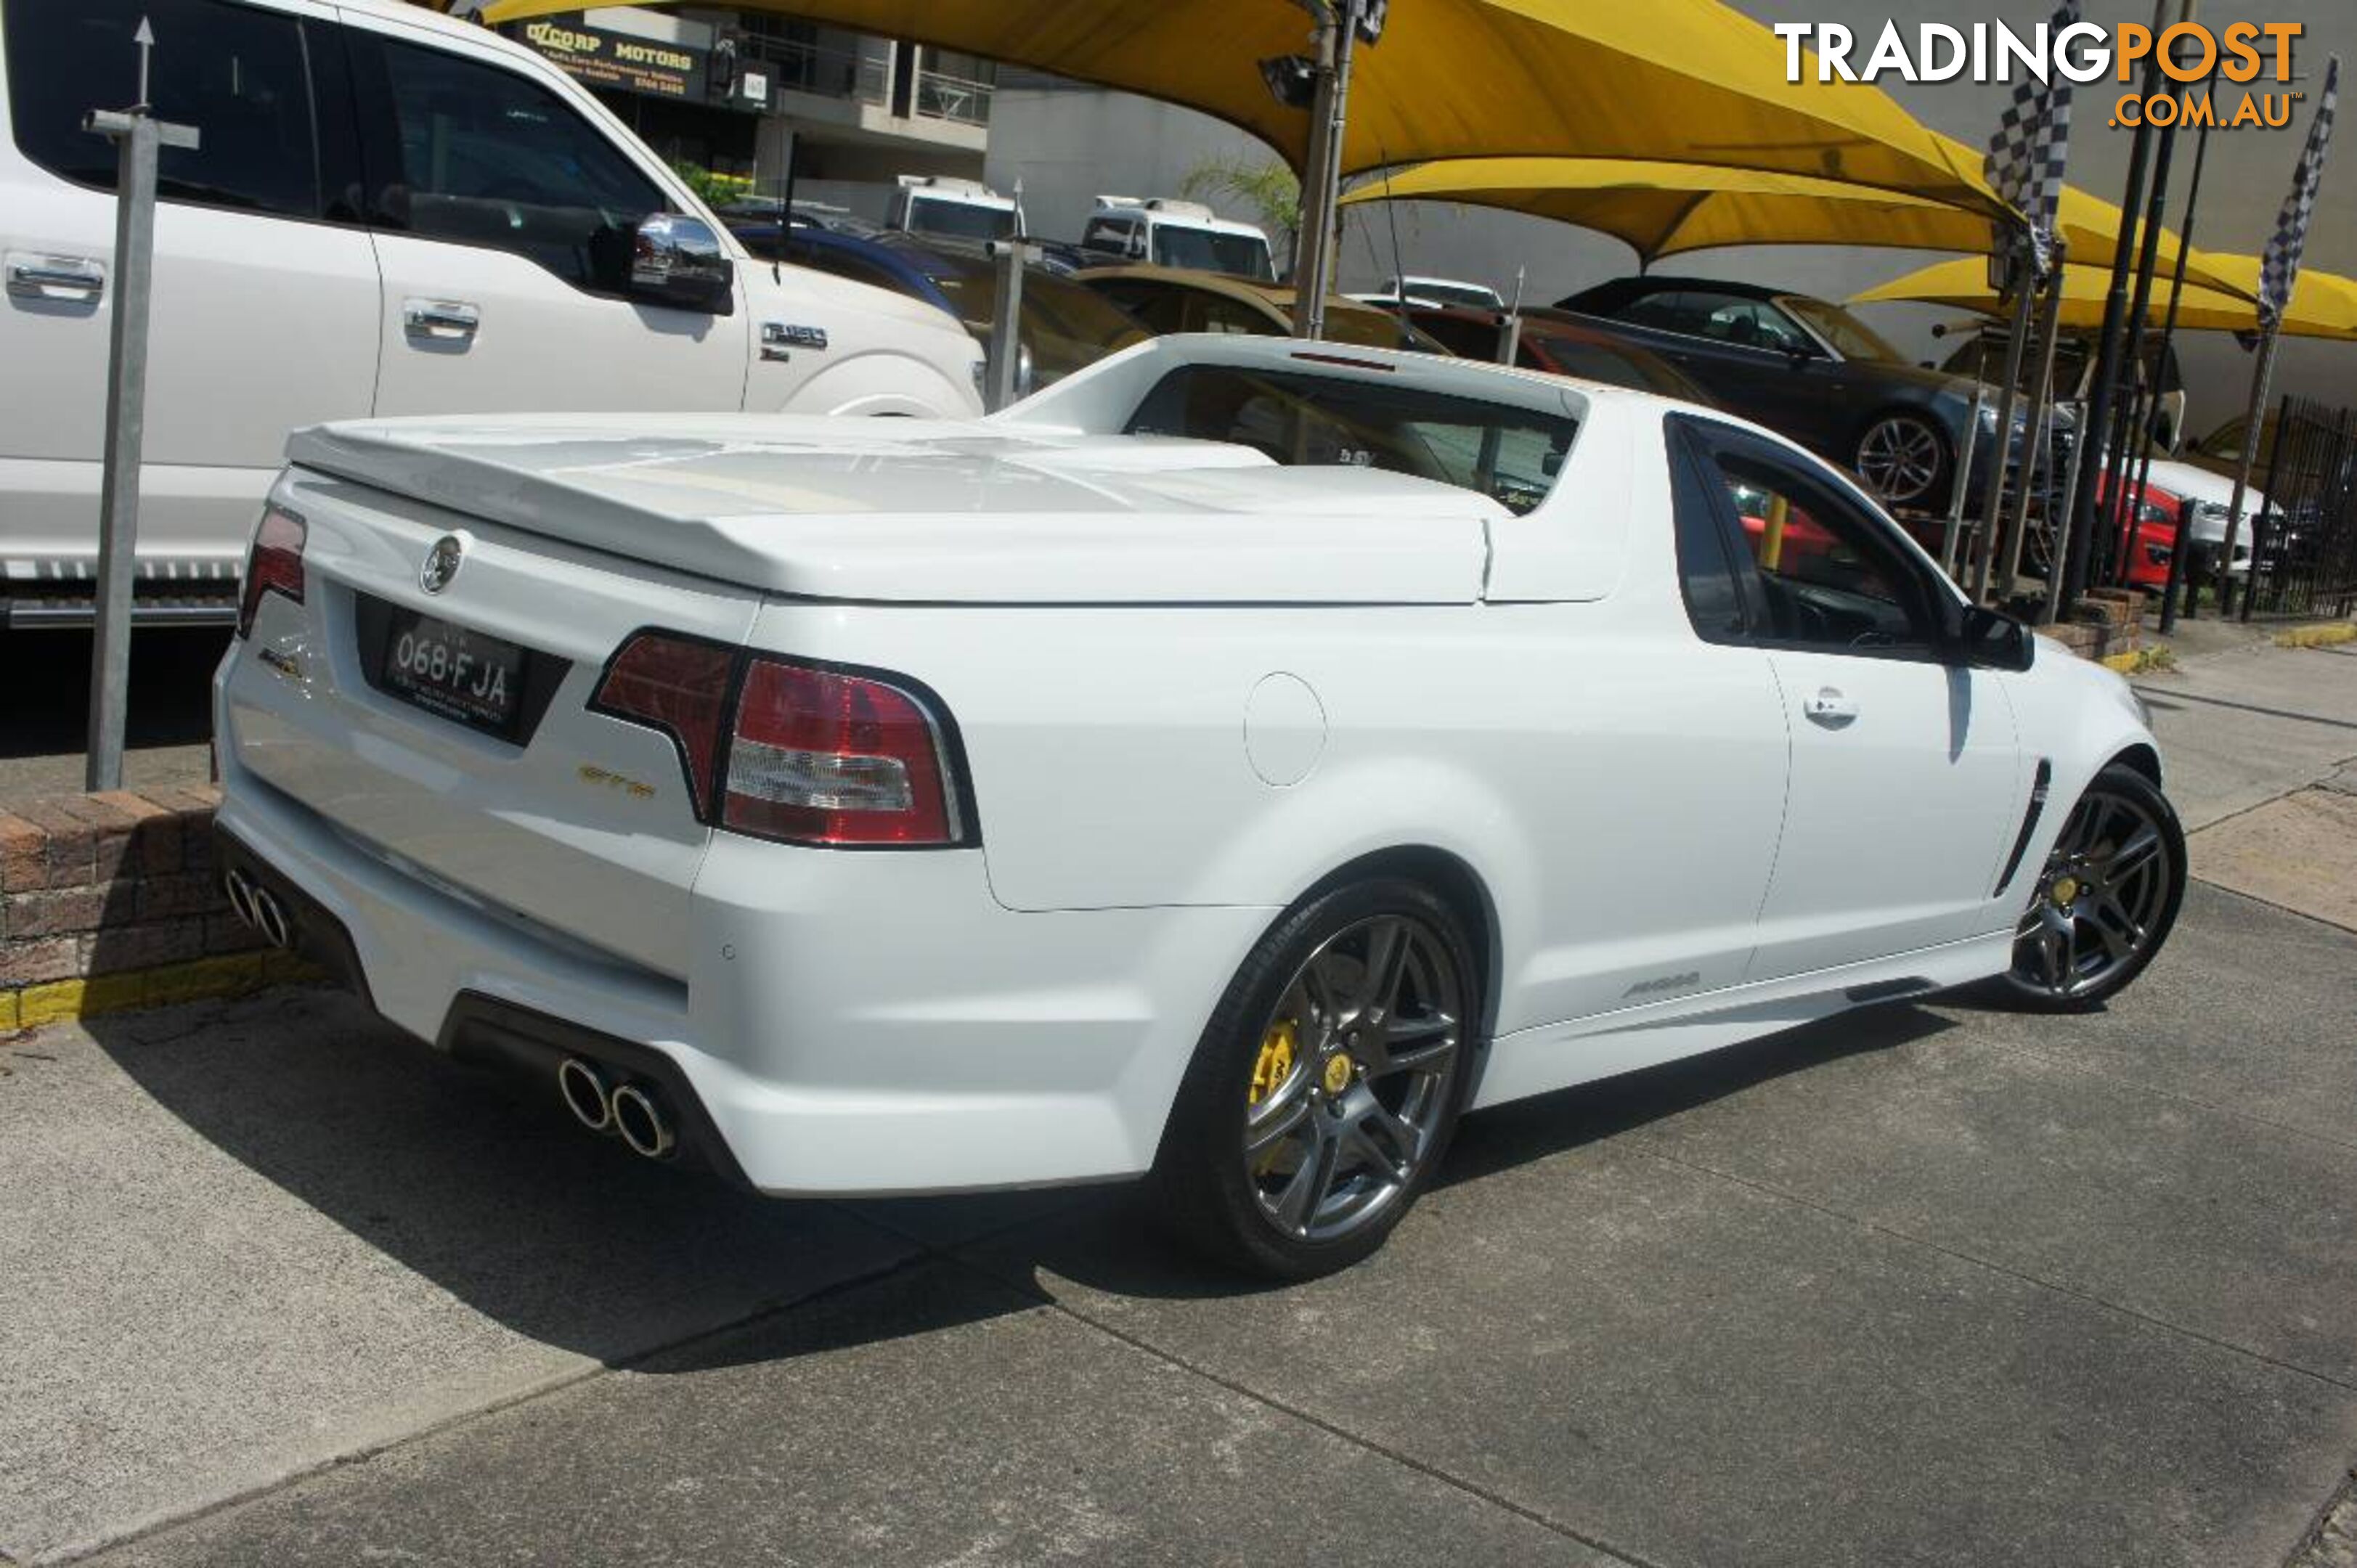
top-left (630, 213), bottom-right (735, 316)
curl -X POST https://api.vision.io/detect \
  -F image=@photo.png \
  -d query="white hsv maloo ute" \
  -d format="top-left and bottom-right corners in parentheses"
top-left (215, 335), bottom-right (2185, 1278)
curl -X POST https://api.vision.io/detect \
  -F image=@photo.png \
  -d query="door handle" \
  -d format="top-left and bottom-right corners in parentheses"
top-left (6, 253), bottom-right (105, 302)
top-left (1803, 687), bottom-right (1858, 724)
top-left (403, 298), bottom-right (481, 340)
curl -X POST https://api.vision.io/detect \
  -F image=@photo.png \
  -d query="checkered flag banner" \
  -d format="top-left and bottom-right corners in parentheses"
top-left (1984, 0), bottom-right (2077, 277)
top-left (2260, 54), bottom-right (2340, 330)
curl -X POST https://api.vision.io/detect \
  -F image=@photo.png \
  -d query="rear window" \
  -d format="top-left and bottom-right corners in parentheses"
top-left (1123, 363), bottom-right (1578, 515)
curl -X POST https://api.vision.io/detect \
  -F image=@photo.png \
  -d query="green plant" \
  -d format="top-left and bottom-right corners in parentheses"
top-left (668, 158), bottom-right (754, 210)
top-left (1180, 155), bottom-right (1300, 267)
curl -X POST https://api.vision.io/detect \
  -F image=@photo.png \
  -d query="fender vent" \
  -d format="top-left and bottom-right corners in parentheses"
top-left (1992, 759), bottom-right (2054, 898)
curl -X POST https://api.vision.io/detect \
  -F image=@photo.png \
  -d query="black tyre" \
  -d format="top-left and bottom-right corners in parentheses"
top-left (1150, 878), bottom-right (1479, 1281)
top-left (1854, 410), bottom-right (1953, 509)
top-left (1998, 762), bottom-right (2186, 1011)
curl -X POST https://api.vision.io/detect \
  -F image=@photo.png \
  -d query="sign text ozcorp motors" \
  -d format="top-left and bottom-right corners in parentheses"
top-left (520, 17), bottom-right (707, 99)
top-left (1773, 20), bottom-right (2309, 129)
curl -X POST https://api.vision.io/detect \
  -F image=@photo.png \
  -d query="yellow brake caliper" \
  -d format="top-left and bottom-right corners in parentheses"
top-left (1249, 1018), bottom-right (1298, 1107)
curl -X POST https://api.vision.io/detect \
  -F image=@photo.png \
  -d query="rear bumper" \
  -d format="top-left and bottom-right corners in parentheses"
top-left (212, 749), bottom-right (1274, 1199)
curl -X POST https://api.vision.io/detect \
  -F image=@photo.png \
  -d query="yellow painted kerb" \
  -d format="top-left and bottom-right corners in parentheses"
top-left (2276, 622), bottom-right (2357, 649)
top-left (6, 952), bottom-right (322, 1032)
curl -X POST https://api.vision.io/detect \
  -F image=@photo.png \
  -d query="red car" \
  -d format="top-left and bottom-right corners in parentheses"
top-left (2098, 470), bottom-right (2185, 590)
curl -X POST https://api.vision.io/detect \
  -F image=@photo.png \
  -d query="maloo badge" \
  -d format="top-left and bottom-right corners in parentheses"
top-left (420, 534), bottom-right (465, 594)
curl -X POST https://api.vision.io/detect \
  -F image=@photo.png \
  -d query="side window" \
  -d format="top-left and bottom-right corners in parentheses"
top-left (361, 36), bottom-right (667, 293)
top-left (1191, 293), bottom-right (1277, 336)
top-left (4, 0), bottom-right (322, 219)
top-left (1667, 425), bottom-right (1749, 642)
top-left (1614, 290), bottom-right (1688, 332)
top-left (1081, 218), bottom-right (1132, 256)
top-left (1680, 292), bottom-right (1808, 352)
top-left (1680, 422), bottom-right (1944, 658)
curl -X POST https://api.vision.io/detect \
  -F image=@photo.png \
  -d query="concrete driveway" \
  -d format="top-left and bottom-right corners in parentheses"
top-left (4, 637), bottom-right (2355, 1567)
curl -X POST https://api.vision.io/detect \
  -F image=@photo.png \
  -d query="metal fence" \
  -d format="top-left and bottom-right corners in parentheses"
top-left (2240, 394), bottom-right (2357, 621)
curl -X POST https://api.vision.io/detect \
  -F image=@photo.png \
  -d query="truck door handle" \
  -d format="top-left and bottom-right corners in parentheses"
top-left (6, 253), bottom-right (105, 302)
top-left (1803, 687), bottom-right (1858, 725)
top-left (403, 298), bottom-right (481, 340)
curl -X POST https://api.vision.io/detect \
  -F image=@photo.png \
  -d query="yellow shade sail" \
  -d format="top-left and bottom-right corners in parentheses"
top-left (1341, 156), bottom-right (2001, 262)
top-left (478, 0), bottom-right (2006, 213)
top-left (1344, 150), bottom-right (2247, 295)
top-left (1850, 256), bottom-right (2357, 340)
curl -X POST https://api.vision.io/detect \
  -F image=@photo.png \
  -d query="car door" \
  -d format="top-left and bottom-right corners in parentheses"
top-left (1674, 419), bottom-right (2026, 978)
top-left (342, 18), bottom-right (746, 421)
top-left (1645, 291), bottom-right (1843, 443)
top-left (0, 0), bottom-right (378, 576)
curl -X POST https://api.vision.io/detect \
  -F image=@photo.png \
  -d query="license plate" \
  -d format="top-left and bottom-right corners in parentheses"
top-left (378, 610), bottom-right (527, 740)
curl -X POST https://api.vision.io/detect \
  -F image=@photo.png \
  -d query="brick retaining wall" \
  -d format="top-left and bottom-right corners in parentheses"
top-left (0, 786), bottom-right (307, 1029)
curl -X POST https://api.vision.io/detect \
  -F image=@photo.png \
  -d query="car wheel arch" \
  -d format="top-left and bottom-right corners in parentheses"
top-left (2108, 742), bottom-right (2162, 788)
top-left (1290, 844), bottom-right (1503, 1043)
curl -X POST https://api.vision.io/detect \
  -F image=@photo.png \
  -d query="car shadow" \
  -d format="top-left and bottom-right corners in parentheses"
top-left (76, 987), bottom-right (1958, 1367)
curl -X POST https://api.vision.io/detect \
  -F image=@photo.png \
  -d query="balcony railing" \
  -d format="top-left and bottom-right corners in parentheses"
top-left (914, 67), bottom-right (994, 126)
top-left (738, 36), bottom-right (993, 127)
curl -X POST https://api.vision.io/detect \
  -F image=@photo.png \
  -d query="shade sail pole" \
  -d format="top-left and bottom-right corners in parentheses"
top-left (1970, 250), bottom-right (2036, 603)
top-left (2061, 0), bottom-right (2172, 608)
top-left (1290, 7), bottom-right (1356, 339)
top-left (2154, 83), bottom-right (2216, 633)
top-left (2213, 322), bottom-right (2280, 616)
top-left (2001, 251), bottom-right (2069, 599)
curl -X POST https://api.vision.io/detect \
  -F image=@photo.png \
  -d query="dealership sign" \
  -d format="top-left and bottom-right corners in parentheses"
top-left (521, 17), bottom-right (708, 99)
top-left (1774, 20), bottom-right (2308, 129)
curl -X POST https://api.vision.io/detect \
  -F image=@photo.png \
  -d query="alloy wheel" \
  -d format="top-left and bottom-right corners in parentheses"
top-left (1855, 415), bottom-right (1947, 505)
top-left (1241, 914), bottom-right (1466, 1244)
top-left (2011, 779), bottom-right (2175, 1002)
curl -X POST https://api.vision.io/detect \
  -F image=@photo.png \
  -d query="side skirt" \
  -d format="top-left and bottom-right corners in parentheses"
top-left (1469, 929), bottom-right (2014, 1111)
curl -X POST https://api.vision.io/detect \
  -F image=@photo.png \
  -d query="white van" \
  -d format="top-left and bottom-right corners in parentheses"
top-left (1077, 197), bottom-right (1276, 282)
top-left (884, 175), bottom-right (1019, 243)
top-left (0, 0), bottom-right (984, 626)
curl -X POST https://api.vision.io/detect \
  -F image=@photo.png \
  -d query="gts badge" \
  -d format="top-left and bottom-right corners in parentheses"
top-left (1624, 970), bottom-right (1701, 1000)
top-left (578, 764), bottom-right (656, 802)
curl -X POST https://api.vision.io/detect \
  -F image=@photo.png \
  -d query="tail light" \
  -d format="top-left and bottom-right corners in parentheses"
top-left (592, 632), bottom-right (969, 848)
top-left (587, 633), bottom-right (738, 820)
top-left (236, 505), bottom-right (306, 639)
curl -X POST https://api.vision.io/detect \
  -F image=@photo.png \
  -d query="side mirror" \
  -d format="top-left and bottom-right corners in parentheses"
top-left (630, 213), bottom-right (735, 315)
top-left (1948, 602), bottom-right (2035, 671)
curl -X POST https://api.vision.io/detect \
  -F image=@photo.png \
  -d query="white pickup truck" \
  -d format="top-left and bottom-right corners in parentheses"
top-left (0, 0), bottom-right (982, 627)
top-left (211, 333), bottom-right (2181, 1277)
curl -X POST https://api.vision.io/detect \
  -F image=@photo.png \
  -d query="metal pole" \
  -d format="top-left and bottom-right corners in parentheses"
top-left (83, 111), bottom-right (161, 793)
top-left (2239, 388), bottom-right (2300, 620)
top-left (984, 239), bottom-right (1034, 412)
top-left (1939, 337), bottom-right (1989, 576)
top-left (2060, 0), bottom-right (2172, 608)
top-left (2093, 79), bottom-right (2183, 593)
top-left (2215, 322), bottom-right (2281, 617)
top-left (2043, 399), bottom-right (2090, 625)
top-left (1970, 258), bottom-right (2035, 603)
top-left (2154, 86), bottom-right (2216, 633)
top-left (2000, 263), bottom-right (2068, 599)
top-left (1289, 7), bottom-right (1355, 339)
top-left (81, 43), bottom-right (197, 793)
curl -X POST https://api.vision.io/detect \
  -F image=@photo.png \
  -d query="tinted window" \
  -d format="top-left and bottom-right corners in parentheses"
top-left (905, 195), bottom-right (1014, 242)
top-left (1150, 225), bottom-right (1273, 279)
top-left (1123, 363), bottom-right (1578, 515)
top-left (367, 37), bottom-right (665, 290)
top-left (4, 0), bottom-right (321, 218)
top-left (1689, 432), bottom-right (1939, 656)
top-left (1672, 292), bottom-right (1812, 352)
top-left (1529, 335), bottom-right (1711, 401)
top-left (1613, 290), bottom-right (1690, 331)
top-left (1081, 217), bottom-right (1136, 256)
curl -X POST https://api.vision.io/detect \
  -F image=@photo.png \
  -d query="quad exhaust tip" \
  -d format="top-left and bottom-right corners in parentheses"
top-left (557, 1058), bottom-right (676, 1160)
top-left (221, 868), bottom-right (294, 951)
top-left (610, 1083), bottom-right (677, 1161)
top-left (557, 1057), bottom-right (614, 1133)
